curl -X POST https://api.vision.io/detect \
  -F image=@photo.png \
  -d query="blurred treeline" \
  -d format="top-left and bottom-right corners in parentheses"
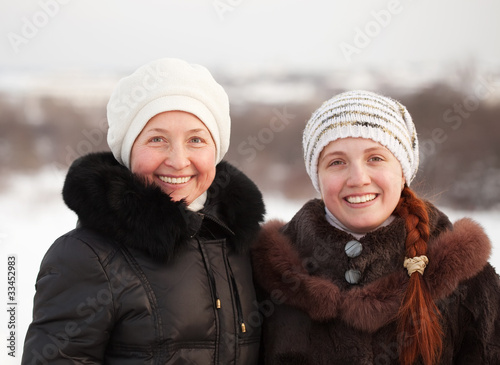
top-left (1, 70), bottom-right (499, 209)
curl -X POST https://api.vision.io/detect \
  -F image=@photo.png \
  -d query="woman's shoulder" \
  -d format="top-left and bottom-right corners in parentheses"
top-left (426, 214), bottom-right (495, 300)
top-left (40, 227), bottom-right (121, 273)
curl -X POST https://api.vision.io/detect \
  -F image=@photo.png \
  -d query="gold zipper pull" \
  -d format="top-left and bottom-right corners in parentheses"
top-left (216, 299), bottom-right (221, 309)
top-left (241, 322), bottom-right (247, 333)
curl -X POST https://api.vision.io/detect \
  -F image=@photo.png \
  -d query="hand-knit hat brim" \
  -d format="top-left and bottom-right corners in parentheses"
top-left (121, 95), bottom-right (222, 167)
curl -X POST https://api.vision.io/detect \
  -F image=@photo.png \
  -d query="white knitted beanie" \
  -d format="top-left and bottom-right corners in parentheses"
top-left (107, 58), bottom-right (230, 168)
top-left (303, 90), bottom-right (419, 192)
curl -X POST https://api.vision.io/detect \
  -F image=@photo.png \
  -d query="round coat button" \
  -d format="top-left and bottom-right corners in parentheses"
top-left (345, 240), bottom-right (362, 258)
top-left (345, 269), bottom-right (361, 284)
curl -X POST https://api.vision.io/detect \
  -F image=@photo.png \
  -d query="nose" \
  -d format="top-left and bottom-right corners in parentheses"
top-left (347, 163), bottom-right (370, 187)
top-left (164, 145), bottom-right (190, 170)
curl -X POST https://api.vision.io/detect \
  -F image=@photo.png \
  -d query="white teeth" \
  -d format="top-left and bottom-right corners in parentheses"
top-left (159, 176), bottom-right (191, 184)
top-left (346, 194), bottom-right (376, 204)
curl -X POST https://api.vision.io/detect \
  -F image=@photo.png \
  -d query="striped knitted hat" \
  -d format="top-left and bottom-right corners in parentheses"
top-left (303, 90), bottom-right (419, 192)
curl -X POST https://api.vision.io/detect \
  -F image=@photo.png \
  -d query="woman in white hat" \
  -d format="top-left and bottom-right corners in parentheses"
top-left (22, 58), bottom-right (265, 364)
top-left (252, 90), bottom-right (500, 364)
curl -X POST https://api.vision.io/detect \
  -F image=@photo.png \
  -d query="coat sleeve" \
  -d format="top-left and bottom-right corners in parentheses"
top-left (21, 233), bottom-right (115, 364)
top-left (455, 264), bottom-right (500, 364)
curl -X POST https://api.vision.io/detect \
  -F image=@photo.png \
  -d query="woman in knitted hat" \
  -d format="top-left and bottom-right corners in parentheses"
top-left (252, 90), bottom-right (500, 364)
top-left (22, 58), bottom-right (265, 364)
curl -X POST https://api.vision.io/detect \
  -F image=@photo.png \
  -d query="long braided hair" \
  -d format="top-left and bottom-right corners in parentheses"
top-left (394, 186), bottom-right (443, 365)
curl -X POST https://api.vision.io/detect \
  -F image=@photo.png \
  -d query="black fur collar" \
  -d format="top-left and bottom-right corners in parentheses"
top-left (62, 152), bottom-right (265, 260)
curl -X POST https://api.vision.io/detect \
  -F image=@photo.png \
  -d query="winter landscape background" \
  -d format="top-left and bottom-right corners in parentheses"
top-left (1, 1), bottom-right (500, 363)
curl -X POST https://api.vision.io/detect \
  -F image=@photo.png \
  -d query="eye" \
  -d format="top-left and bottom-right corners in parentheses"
top-left (150, 137), bottom-right (164, 143)
top-left (189, 136), bottom-right (209, 146)
top-left (328, 160), bottom-right (344, 167)
top-left (369, 155), bottom-right (384, 162)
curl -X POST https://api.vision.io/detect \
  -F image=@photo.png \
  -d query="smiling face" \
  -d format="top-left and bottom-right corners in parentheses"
top-left (130, 111), bottom-right (216, 205)
top-left (318, 137), bottom-right (405, 234)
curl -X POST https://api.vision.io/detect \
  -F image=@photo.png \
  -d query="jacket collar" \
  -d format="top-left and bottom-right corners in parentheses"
top-left (63, 152), bottom-right (265, 261)
top-left (251, 199), bottom-right (492, 333)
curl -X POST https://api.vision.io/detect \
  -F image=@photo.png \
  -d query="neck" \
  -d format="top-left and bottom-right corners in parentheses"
top-left (187, 191), bottom-right (207, 212)
top-left (324, 206), bottom-right (395, 239)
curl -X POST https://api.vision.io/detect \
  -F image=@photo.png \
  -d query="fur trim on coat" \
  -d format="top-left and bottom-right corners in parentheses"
top-left (251, 199), bottom-right (492, 334)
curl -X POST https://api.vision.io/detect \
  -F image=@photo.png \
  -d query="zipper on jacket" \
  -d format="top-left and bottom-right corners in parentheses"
top-left (226, 256), bottom-right (247, 334)
top-left (203, 213), bottom-right (235, 236)
top-left (197, 238), bottom-right (221, 309)
top-left (203, 213), bottom-right (246, 334)
top-left (231, 273), bottom-right (246, 333)
top-left (196, 238), bottom-right (221, 363)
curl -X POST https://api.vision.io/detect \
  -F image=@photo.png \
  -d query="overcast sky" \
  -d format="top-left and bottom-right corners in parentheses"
top-left (1, 0), bottom-right (499, 76)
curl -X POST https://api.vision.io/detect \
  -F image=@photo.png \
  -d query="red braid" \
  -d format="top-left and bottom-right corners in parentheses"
top-left (395, 187), bottom-right (442, 365)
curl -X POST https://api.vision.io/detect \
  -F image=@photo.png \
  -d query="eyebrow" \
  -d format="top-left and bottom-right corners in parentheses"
top-left (187, 128), bottom-right (210, 134)
top-left (145, 128), bottom-right (168, 134)
top-left (365, 146), bottom-right (388, 153)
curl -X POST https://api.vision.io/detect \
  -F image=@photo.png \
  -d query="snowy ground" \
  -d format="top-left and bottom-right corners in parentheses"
top-left (1, 169), bottom-right (499, 364)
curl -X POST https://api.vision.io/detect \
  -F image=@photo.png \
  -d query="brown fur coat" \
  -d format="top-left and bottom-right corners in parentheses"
top-left (251, 199), bottom-right (500, 364)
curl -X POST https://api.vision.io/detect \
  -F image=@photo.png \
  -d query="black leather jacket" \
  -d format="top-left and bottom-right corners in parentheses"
top-left (22, 152), bottom-right (265, 364)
